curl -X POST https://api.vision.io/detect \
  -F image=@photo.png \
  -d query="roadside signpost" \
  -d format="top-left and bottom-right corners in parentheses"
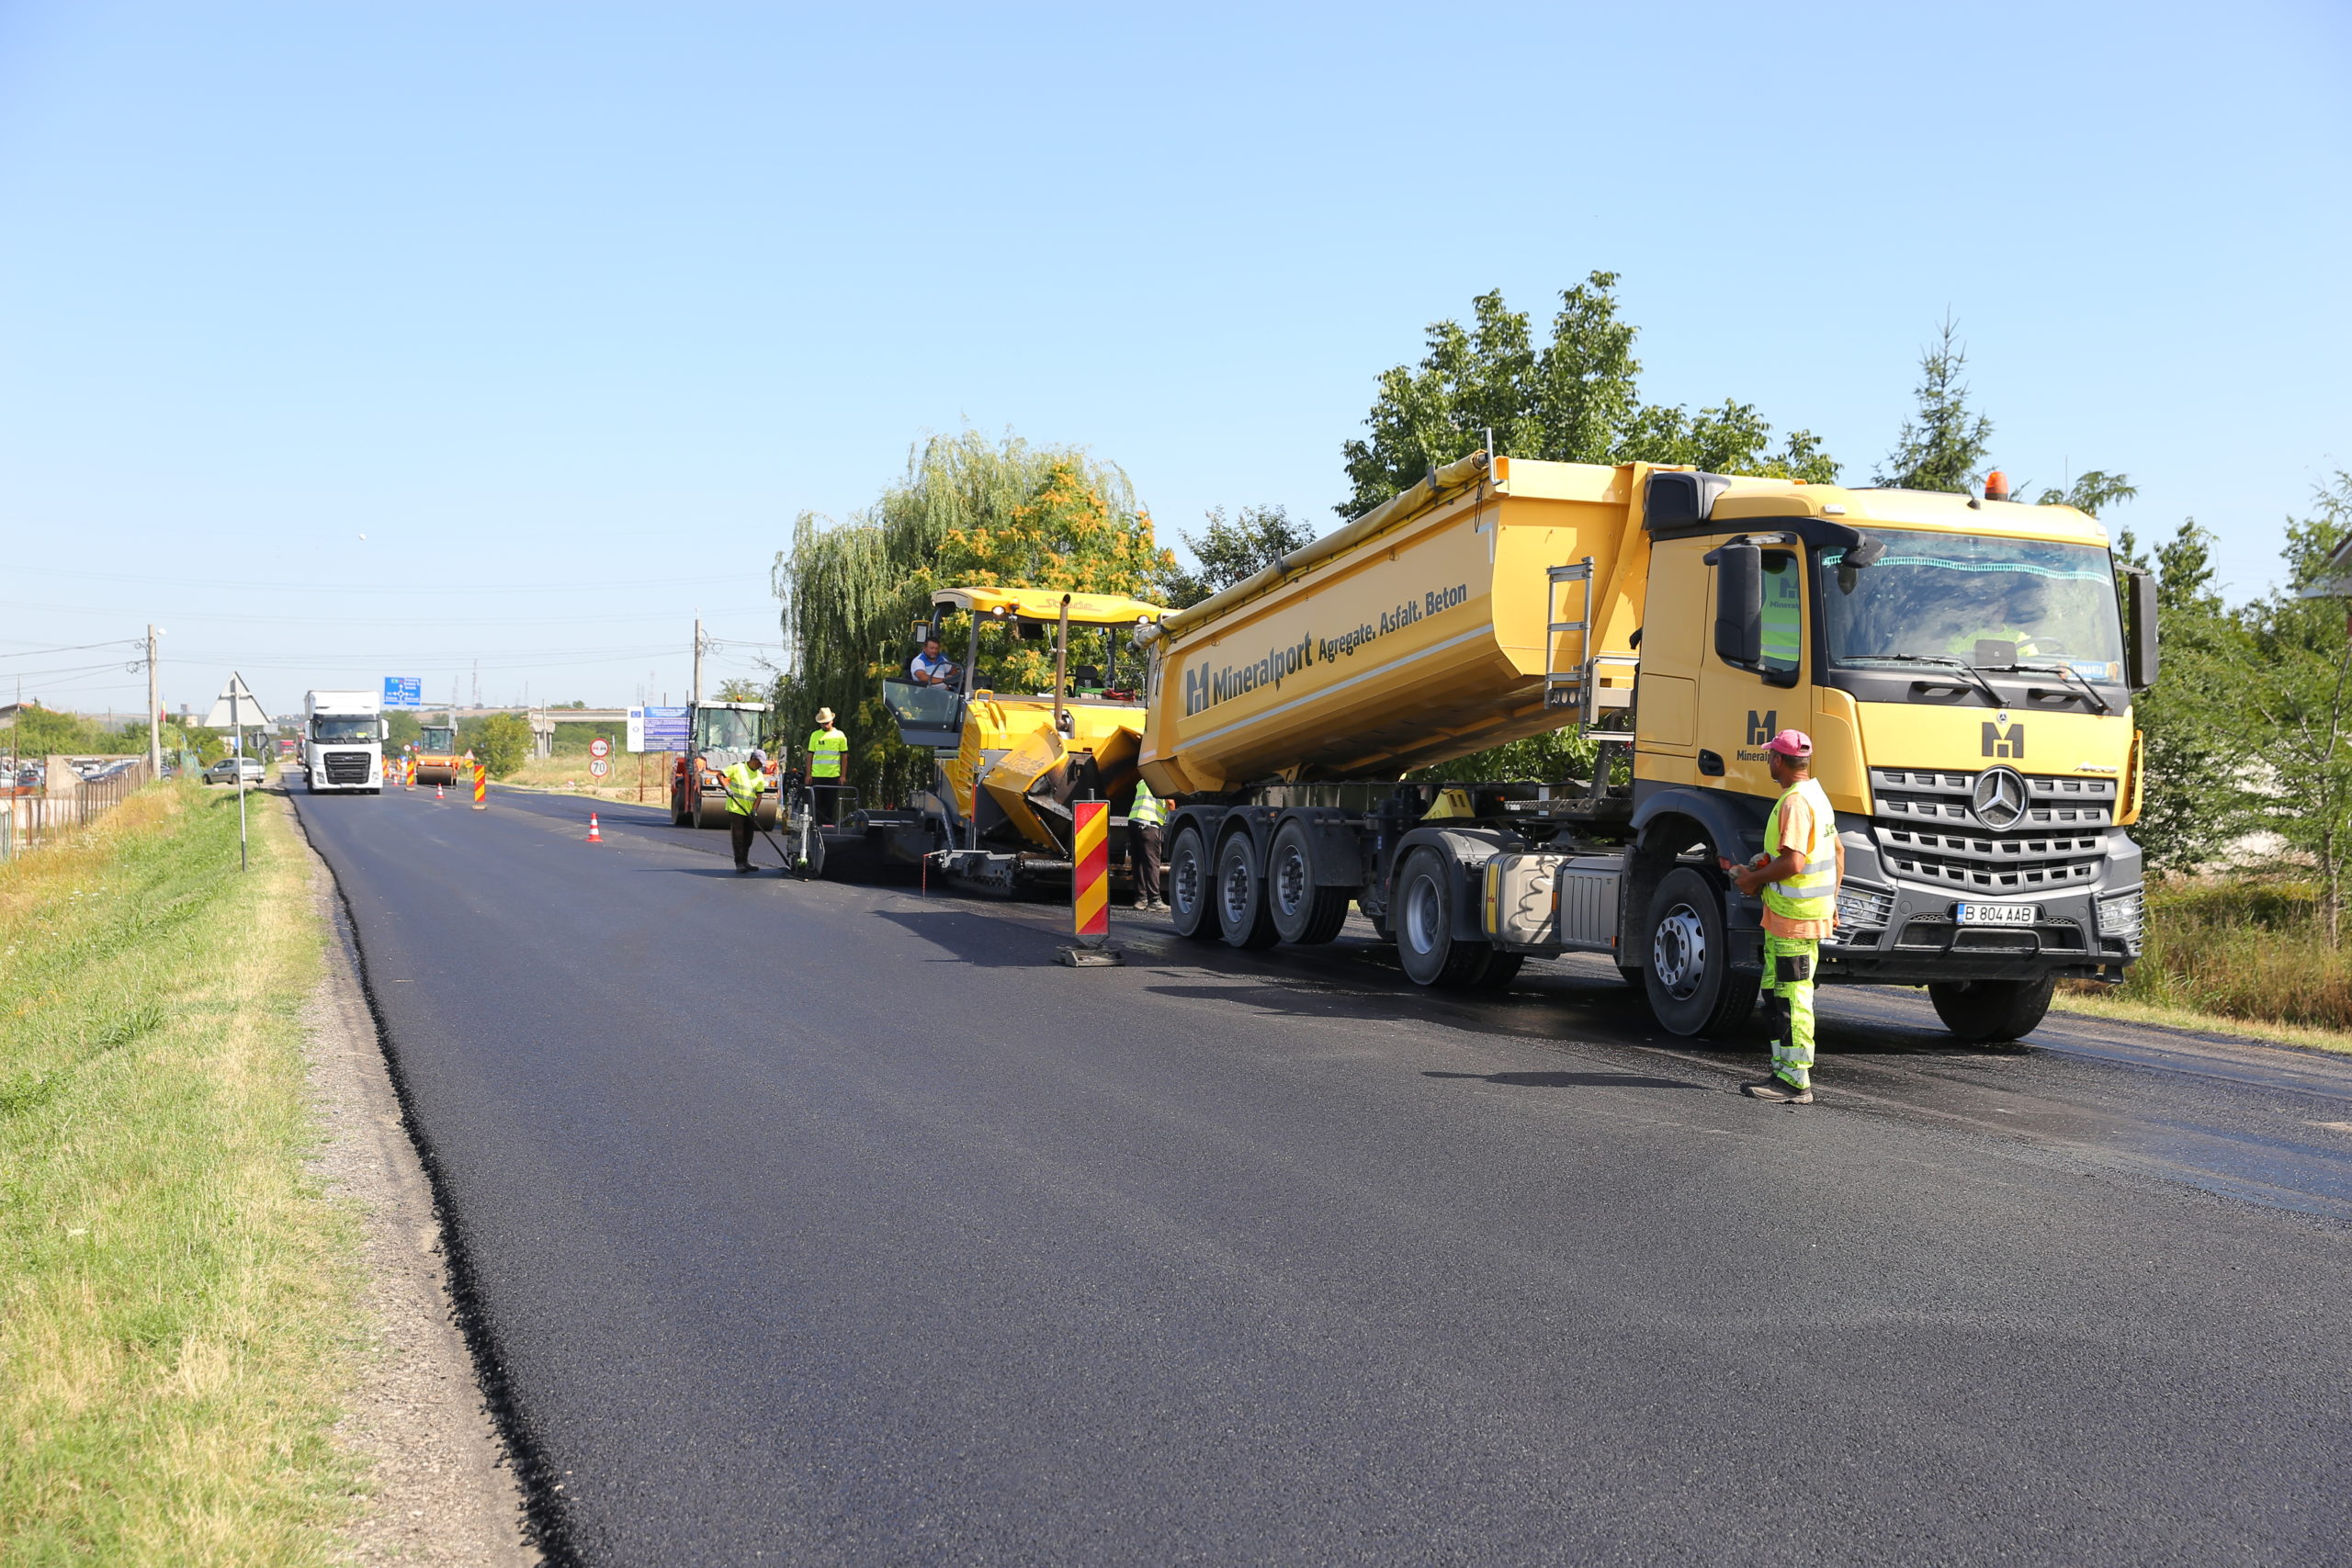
top-left (381, 676), bottom-right (423, 708)
top-left (201, 672), bottom-right (269, 873)
top-left (589, 734), bottom-right (610, 781)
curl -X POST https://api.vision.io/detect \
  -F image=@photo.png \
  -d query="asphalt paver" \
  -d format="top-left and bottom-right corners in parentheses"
top-left (291, 783), bottom-right (2352, 1565)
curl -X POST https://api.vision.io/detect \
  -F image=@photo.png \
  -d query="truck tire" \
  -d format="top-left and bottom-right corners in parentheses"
top-left (1476, 953), bottom-right (1525, 989)
top-left (1641, 865), bottom-right (1758, 1038)
top-left (1267, 820), bottom-right (1351, 945)
top-left (1215, 832), bottom-right (1281, 949)
top-left (1394, 847), bottom-right (1497, 987)
top-left (1166, 826), bottom-right (1216, 941)
top-left (1929, 976), bottom-right (2055, 1043)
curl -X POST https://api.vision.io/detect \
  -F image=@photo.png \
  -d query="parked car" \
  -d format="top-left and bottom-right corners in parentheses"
top-left (203, 757), bottom-right (266, 785)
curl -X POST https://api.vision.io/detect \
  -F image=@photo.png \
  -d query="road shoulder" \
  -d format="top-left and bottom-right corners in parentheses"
top-left (287, 792), bottom-right (540, 1567)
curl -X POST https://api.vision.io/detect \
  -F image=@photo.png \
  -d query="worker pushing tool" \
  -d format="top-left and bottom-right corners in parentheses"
top-left (724, 748), bottom-right (771, 873)
top-left (1722, 729), bottom-right (1842, 1104)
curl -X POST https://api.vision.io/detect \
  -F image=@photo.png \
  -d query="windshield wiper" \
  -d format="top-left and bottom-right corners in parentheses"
top-left (1843, 653), bottom-right (2005, 707)
top-left (1987, 661), bottom-right (2113, 714)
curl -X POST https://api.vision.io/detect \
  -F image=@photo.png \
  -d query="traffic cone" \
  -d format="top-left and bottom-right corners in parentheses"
top-left (587, 812), bottom-right (605, 844)
top-left (435, 782), bottom-right (445, 800)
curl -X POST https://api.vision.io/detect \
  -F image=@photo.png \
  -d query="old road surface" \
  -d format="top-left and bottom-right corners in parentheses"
top-left (291, 784), bottom-right (2352, 1566)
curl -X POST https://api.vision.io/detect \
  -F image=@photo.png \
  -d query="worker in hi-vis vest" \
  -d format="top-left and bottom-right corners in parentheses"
top-left (1126, 777), bottom-right (1168, 912)
top-left (722, 748), bottom-right (769, 874)
top-left (806, 707), bottom-right (848, 827)
top-left (1720, 728), bottom-right (1842, 1104)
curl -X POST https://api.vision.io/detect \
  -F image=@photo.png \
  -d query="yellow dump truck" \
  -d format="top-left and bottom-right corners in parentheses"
top-left (866, 586), bottom-right (1164, 894)
top-left (1134, 452), bottom-right (2156, 1043)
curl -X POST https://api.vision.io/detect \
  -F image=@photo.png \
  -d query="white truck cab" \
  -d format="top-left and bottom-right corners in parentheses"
top-left (304, 690), bottom-right (386, 794)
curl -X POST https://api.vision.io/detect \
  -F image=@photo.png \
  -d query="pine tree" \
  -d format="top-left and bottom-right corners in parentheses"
top-left (1877, 314), bottom-right (1993, 493)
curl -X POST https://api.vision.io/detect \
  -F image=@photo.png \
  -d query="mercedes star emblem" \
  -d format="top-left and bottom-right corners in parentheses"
top-left (1973, 765), bottom-right (2029, 829)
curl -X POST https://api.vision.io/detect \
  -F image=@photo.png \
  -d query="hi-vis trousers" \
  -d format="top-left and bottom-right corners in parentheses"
top-left (1763, 934), bottom-right (1817, 1090)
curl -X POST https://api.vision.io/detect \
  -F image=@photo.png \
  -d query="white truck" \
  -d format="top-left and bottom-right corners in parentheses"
top-left (303, 690), bottom-right (386, 794)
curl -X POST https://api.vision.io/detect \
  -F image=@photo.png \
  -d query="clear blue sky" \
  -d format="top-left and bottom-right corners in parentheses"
top-left (3, 0), bottom-right (2345, 718)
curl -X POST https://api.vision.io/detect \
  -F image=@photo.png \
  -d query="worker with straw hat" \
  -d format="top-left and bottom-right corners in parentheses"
top-left (806, 708), bottom-right (848, 827)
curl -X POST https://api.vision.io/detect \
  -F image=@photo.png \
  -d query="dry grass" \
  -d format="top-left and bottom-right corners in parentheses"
top-left (493, 752), bottom-right (673, 807)
top-left (2055, 876), bottom-right (2352, 1050)
top-left (0, 783), bottom-right (363, 1564)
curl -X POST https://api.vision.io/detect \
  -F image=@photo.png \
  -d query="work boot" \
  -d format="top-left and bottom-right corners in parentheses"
top-left (1741, 1076), bottom-right (1814, 1105)
top-left (735, 864), bottom-right (753, 874)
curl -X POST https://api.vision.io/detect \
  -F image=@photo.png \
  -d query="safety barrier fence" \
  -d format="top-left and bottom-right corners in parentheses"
top-left (0, 759), bottom-right (156, 861)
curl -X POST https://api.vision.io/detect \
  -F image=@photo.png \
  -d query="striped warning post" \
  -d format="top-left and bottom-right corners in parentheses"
top-left (471, 761), bottom-right (488, 811)
top-left (1057, 800), bottom-right (1123, 966)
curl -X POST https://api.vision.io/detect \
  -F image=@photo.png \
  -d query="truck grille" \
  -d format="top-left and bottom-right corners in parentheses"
top-left (1869, 768), bottom-right (2112, 894)
top-left (1871, 768), bottom-right (2116, 829)
top-left (322, 751), bottom-right (373, 784)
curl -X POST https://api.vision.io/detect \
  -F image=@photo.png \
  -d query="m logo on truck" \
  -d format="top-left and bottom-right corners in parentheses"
top-left (1747, 710), bottom-right (1777, 746)
top-left (1982, 720), bottom-right (2026, 760)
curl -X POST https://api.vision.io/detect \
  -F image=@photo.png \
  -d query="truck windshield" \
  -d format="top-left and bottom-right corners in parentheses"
top-left (310, 717), bottom-right (378, 743)
top-left (1819, 532), bottom-right (2126, 679)
top-left (695, 708), bottom-right (759, 751)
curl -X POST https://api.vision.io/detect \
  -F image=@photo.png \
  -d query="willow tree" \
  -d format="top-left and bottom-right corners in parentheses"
top-left (774, 429), bottom-right (1178, 807)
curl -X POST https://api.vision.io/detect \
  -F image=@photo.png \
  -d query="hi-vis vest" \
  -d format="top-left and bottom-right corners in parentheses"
top-left (1129, 781), bottom-right (1166, 828)
top-left (1761, 777), bottom-right (1838, 926)
top-left (722, 761), bottom-right (764, 816)
top-left (807, 728), bottom-right (847, 779)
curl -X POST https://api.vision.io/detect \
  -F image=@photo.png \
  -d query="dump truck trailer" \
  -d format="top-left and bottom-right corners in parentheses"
top-left (1134, 453), bottom-right (2156, 1043)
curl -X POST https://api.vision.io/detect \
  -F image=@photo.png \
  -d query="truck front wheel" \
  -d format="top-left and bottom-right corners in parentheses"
top-left (1166, 826), bottom-right (1216, 941)
top-left (1641, 865), bottom-right (1758, 1038)
top-left (1394, 848), bottom-right (1498, 987)
top-left (1929, 976), bottom-right (2055, 1043)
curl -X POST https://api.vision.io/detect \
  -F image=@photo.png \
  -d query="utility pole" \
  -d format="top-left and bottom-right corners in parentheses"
top-left (692, 615), bottom-right (705, 706)
top-left (145, 626), bottom-right (161, 777)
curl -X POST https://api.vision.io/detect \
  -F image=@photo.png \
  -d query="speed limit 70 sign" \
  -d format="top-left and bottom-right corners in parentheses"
top-left (590, 737), bottom-right (611, 760)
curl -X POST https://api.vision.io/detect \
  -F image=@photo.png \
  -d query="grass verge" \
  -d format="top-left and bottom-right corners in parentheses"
top-left (2053, 876), bottom-right (2352, 1055)
top-left (0, 783), bottom-right (362, 1564)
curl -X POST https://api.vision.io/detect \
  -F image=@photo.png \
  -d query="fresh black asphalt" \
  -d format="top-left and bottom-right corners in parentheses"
top-left (290, 783), bottom-right (2352, 1566)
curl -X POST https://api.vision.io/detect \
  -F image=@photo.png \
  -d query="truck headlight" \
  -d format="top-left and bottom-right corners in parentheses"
top-left (1836, 886), bottom-right (1894, 931)
top-left (2096, 889), bottom-right (2146, 942)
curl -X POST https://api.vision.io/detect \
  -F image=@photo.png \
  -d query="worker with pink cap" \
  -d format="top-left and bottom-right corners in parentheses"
top-left (1719, 728), bottom-right (1843, 1104)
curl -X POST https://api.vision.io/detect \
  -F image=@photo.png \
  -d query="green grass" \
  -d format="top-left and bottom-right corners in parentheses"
top-left (2054, 876), bottom-right (2352, 1049)
top-left (0, 784), bottom-right (363, 1565)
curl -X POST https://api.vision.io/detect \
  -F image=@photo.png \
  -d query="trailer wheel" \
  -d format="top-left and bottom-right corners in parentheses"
top-left (1166, 826), bottom-right (1216, 941)
top-left (1928, 976), bottom-right (2054, 1043)
top-left (1394, 848), bottom-right (1497, 987)
top-left (1641, 865), bottom-right (1758, 1038)
top-left (1267, 820), bottom-right (1351, 945)
top-left (1215, 832), bottom-right (1280, 949)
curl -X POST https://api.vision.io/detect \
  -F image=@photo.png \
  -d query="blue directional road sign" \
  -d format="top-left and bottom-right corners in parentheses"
top-left (382, 676), bottom-right (423, 708)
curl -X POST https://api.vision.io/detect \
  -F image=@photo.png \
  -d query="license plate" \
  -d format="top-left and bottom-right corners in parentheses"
top-left (1954, 902), bottom-right (2038, 926)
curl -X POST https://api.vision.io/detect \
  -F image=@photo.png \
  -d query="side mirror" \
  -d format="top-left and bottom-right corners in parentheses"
top-left (1707, 539), bottom-right (1764, 666)
top-left (2126, 569), bottom-right (2160, 691)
